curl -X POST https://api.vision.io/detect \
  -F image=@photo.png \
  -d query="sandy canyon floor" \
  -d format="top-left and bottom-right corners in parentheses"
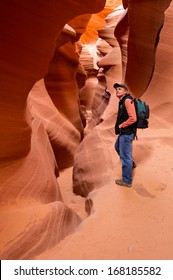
top-left (35, 119), bottom-right (173, 260)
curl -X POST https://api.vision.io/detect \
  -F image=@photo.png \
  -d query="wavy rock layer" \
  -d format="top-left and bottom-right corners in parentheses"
top-left (73, 1), bottom-right (173, 198)
top-left (28, 79), bottom-right (81, 170)
top-left (1, 0), bottom-right (173, 260)
top-left (125, 0), bottom-right (172, 97)
top-left (0, 0), bottom-right (106, 259)
top-left (36, 1), bottom-right (173, 260)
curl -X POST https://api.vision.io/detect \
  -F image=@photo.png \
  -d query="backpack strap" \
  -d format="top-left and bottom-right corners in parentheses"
top-left (122, 94), bottom-right (138, 139)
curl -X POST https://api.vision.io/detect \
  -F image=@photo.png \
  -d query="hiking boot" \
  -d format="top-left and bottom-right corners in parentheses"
top-left (115, 178), bottom-right (132, 188)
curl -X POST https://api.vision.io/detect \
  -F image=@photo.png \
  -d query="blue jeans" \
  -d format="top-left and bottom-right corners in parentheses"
top-left (115, 133), bottom-right (135, 184)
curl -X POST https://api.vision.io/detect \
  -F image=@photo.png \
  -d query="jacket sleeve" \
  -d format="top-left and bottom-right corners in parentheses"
top-left (119, 98), bottom-right (137, 128)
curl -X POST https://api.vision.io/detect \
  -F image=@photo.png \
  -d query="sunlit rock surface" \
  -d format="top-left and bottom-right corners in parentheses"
top-left (1, 0), bottom-right (173, 260)
top-left (73, 0), bottom-right (173, 198)
top-left (0, 0), bottom-right (106, 259)
top-left (68, 0), bottom-right (173, 260)
top-left (44, 25), bottom-right (84, 134)
top-left (28, 79), bottom-right (81, 170)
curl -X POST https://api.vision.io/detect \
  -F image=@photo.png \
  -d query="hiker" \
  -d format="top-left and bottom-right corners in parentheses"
top-left (114, 83), bottom-right (137, 188)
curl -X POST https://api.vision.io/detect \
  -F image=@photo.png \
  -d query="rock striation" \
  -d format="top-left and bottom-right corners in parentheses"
top-left (1, 0), bottom-right (173, 260)
top-left (72, 0), bottom-right (173, 198)
top-left (0, 0), bottom-right (106, 259)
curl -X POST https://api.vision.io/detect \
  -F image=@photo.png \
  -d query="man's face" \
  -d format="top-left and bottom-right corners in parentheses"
top-left (115, 87), bottom-right (127, 99)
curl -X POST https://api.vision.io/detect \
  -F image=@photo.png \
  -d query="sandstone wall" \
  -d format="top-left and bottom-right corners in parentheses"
top-left (72, 0), bottom-right (173, 197)
top-left (1, 0), bottom-right (173, 260)
top-left (0, 0), bottom-right (106, 260)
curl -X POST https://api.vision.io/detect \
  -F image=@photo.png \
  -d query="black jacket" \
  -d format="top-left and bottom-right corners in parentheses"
top-left (115, 94), bottom-right (137, 135)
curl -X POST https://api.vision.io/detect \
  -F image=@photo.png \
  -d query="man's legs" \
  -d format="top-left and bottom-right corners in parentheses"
top-left (115, 135), bottom-right (120, 155)
top-left (116, 134), bottom-right (135, 185)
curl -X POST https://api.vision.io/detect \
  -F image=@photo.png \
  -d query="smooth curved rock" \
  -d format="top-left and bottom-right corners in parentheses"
top-left (28, 79), bottom-right (81, 170)
top-left (73, 117), bottom-right (116, 197)
top-left (44, 28), bottom-right (84, 133)
top-left (0, 201), bottom-right (81, 259)
top-left (72, 0), bottom-right (173, 200)
top-left (124, 0), bottom-right (172, 97)
top-left (144, 1), bottom-right (173, 114)
top-left (1, 0), bottom-right (173, 261)
top-left (0, 0), bottom-right (106, 260)
top-left (0, 0), bottom-right (106, 160)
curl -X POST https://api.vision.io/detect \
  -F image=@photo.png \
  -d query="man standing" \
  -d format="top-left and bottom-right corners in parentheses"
top-left (114, 83), bottom-right (137, 188)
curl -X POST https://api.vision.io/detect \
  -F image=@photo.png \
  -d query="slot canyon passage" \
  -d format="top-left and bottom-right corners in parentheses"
top-left (0, 0), bottom-right (173, 260)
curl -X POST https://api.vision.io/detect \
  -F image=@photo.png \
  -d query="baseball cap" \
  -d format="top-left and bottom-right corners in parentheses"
top-left (113, 83), bottom-right (128, 91)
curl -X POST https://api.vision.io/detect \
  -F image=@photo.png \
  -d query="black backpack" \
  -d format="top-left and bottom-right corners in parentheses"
top-left (133, 98), bottom-right (150, 129)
